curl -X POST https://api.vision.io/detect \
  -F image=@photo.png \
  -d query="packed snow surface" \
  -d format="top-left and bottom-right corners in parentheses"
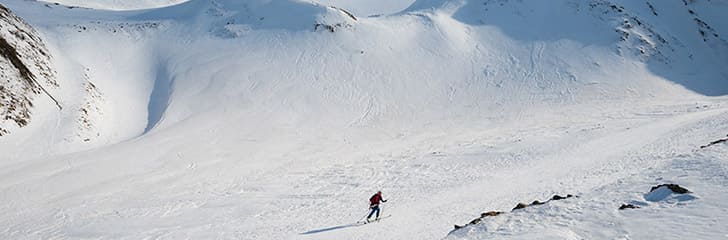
top-left (1, 0), bottom-right (727, 239)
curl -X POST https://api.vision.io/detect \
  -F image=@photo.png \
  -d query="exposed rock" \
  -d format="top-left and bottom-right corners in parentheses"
top-left (310, 6), bottom-right (357, 33)
top-left (512, 202), bottom-right (529, 210)
top-left (645, 184), bottom-right (696, 203)
top-left (0, 3), bottom-right (59, 136)
top-left (75, 77), bottom-right (105, 142)
top-left (619, 203), bottom-right (640, 210)
top-left (314, 22), bottom-right (352, 33)
top-left (619, 183), bottom-right (696, 210)
top-left (700, 135), bottom-right (728, 149)
top-left (330, 6), bottom-right (357, 21)
top-left (481, 211), bottom-right (503, 217)
top-left (454, 194), bottom-right (575, 230)
top-left (649, 184), bottom-right (690, 194)
top-left (551, 194), bottom-right (573, 200)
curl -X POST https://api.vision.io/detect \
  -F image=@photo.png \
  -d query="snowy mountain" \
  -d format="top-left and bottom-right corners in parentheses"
top-left (0, 0), bottom-right (727, 239)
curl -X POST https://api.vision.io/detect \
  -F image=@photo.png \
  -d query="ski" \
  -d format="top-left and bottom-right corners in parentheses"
top-left (357, 214), bottom-right (392, 225)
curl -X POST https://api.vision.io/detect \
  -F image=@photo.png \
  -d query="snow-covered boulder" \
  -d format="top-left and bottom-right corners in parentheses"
top-left (644, 184), bottom-right (696, 203)
top-left (619, 183), bottom-right (694, 210)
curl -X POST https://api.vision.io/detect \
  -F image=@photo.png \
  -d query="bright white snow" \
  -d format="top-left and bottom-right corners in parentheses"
top-left (1, 0), bottom-right (727, 239)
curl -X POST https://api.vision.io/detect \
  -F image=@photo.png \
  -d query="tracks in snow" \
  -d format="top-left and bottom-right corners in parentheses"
top-left (1, 101), bottom-right (727, 239)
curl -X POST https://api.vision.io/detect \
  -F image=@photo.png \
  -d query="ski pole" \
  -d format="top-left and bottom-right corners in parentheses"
top-left (358, 208), bottom-right (370, 222)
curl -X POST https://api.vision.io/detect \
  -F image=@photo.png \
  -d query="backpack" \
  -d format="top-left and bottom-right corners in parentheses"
top-left (369, 194), bottom-right (380, 205)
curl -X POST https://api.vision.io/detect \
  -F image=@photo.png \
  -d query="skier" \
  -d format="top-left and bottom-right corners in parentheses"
top-left (367, 191), bottom-right (387, 222)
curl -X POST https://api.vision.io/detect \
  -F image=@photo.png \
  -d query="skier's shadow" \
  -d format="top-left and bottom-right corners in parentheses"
top-left (300, 223), bottom-right (360, 235)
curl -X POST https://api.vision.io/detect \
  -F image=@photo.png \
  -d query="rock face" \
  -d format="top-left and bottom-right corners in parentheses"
top-left (0, 3), bottom-right (58, 136)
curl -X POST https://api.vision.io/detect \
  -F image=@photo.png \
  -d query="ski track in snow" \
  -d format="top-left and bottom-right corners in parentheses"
top-left (1, 100), bottom-right (727, 239)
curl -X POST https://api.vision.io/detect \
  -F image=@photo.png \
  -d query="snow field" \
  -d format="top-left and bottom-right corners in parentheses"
top-left (0, 0), bottom-right (727, 239)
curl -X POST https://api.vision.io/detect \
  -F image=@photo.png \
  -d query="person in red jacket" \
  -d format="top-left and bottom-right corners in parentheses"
top-left (367, 191), bottom-right (387, 222)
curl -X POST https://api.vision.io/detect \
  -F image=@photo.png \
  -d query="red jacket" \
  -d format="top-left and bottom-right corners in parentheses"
top-left (370, 193), bottom-right (386, 206)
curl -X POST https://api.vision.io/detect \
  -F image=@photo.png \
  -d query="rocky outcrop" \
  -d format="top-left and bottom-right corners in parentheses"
top-left (644, 183), bottom-right (695, 202)
top-left (618, 203), bottom-right (639, 210)
top-left (700, 134), bottom-right (728, 149)
top-left (312, 6), bottom-right (357, 33)
top-left (0, 3), bottom-right (59, 136)
top-left (649, 184), bottom-right (690, 194)
top-left (453, 194), bottom-right (575, 230)
top-left (620, 183), bottom-right (694, 210)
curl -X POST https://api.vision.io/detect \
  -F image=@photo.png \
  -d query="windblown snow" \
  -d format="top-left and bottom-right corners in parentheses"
top-left (0, 0), bottom-right (727, 239)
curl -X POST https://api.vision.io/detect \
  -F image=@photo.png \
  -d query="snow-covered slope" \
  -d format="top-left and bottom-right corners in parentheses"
top-left (38, 0), bottom-right (189, 11)
top-left (0, 4), bottom-right (58, 136)
top-left (0, 0), bottom-right (727, 239)
top-left (42, 0), bottom-right (415, 16)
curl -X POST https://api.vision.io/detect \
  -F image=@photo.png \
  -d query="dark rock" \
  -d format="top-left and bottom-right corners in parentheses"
top-left (0, 36), bottom-right (35, 86)
top-left (454, 193), bottom-right (575, 230)
top-left (700, 136), bottom-right (728, 149)
top-left (551, 194), bottom-right (574, 200)
top-left (551, 195), bottom-right (567, 200)
top-left (481, 211), bottom-right (503, 217)
top-left (330, 6), bottom-right (357, 21)
top-left (512, 203), bottom-right (529, 211)
top-left (619, 203), bottom-right (640, 210)
top-left (650, 184), bottom-right (690, 194)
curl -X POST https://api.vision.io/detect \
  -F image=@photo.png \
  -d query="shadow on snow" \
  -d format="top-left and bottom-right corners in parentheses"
top-left (300, 223), bottom-right (361, 235)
